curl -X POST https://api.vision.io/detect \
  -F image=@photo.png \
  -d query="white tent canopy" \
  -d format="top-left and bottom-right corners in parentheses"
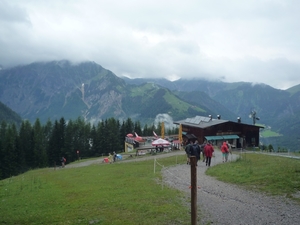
top-left (151, 138), bottom-right (170, 146)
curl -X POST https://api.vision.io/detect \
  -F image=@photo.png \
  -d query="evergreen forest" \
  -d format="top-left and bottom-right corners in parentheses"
top-left (0, 117), bottom-right (178, 180)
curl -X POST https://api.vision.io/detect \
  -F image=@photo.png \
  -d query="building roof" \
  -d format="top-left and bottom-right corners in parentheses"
top-left (174, 115), bottom-right (264, 129)
top-left (205, 134), bottom-right (240, 141)
top-left (174, 115), bottom-right (228, 128)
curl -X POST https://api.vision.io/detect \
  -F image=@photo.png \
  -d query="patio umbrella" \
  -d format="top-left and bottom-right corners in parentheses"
top-left (126, 133), bottom-right (134, 137)
top-left (152, 138), bottom-right (170, 146)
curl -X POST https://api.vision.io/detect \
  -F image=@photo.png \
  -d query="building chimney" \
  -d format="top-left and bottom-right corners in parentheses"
top-left (209, 115), bottom-right (212, 120)
top-left (237, 117), bottom-right (241, 123)
top-left (217, 115), bottom-right (221, 120)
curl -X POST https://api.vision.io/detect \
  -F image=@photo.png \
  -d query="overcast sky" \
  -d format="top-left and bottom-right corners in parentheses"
top-left (1, 0), bottom-right (300, 90)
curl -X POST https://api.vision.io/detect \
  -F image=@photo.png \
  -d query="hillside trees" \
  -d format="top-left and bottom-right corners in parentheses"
top-left (19, 120), bottom-right (34, 169)
top-left (1, 124), bottom-right (19, 178)
top-left (0, 116), bottom-right (177, 180)
top-left (47, 119), bottom-right (66, 167)
top-left (33, 119), bottom-right (48, 168)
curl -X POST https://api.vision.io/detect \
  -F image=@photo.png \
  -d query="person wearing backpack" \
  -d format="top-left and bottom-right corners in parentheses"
top-left (191, 140), bottom-right (201, 166)
top-left (185, 140), bottom-right (193, 165)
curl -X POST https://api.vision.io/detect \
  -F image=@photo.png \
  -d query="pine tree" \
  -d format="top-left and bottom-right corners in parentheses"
top-left (97, 121), bottom-right (107, 156)
top-left (33, 118), bottom-right (48, 168)
top-left (2, 124), bottom-right (18, 178)
top-left (19, 120), bottom-right (34, 169)
top-left (0, 121), bottom-right (7, 179)
top-left (106, 118), bottom-right (121, 153)
top-left (90, 124), bottom-right (100, 157)
top-left (48, 119), bottom-right (66, 167)
top-left (134, 121), bottom-right (142, 136)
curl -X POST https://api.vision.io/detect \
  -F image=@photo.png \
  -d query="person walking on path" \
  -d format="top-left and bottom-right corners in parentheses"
top-left (192, 140), bottom-right (201, 165)
top-left (185, 140), bottom-right (193, 165)
top-left (113, 151), bottom-right (117, 162)
top-left (204, 142), bottom-right (214, 167)
top-left (200, 142), bottom-right (207, 162)
top-left (108, 153), bottom-right (113, 163)
top-left (221, 141), bottom-right (229, 162)
top-left (226, 141), bottom-right (232, 162)
top-left (61, 156), bottom-right (66, 168)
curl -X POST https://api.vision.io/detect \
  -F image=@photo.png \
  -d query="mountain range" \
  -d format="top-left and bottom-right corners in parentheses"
top-left (0, 60), bottom-right (299, 151)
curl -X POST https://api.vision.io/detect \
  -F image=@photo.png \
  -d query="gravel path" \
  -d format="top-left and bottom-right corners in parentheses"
top-left (66, 150), bottom-right (300, 224)
top-left (161, 150), bottom-right (300, 225)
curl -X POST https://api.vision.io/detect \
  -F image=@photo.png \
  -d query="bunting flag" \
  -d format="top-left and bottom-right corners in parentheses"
top-left (153, 131), bottom-right (158, 138)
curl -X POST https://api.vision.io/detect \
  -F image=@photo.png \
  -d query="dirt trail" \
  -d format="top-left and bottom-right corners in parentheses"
top-left (65, 150), bottom-right (185, 168)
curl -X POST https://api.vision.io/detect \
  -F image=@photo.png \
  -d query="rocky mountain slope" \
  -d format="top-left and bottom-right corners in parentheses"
top-left (1, 60), bottom-right (299, 150)
top-left (0, 61), bottom-right (232, 125)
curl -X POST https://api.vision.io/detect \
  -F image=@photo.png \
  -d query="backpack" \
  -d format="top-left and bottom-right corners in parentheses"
top-left (190, 145), bottom-right (198, 156)
top-left (185, 145), bottom-right (191, 154)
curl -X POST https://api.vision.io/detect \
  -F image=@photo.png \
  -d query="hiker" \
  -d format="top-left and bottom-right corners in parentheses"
top-left (108, 153), bottom-right (113, 163)
top-left (226, 141), bottom-right (232, 161)
top-left (204, 141), bottom-right (214, 167)
top-left (185, 140), bottom-right (193, 165)
top-left (221, 141), bottom-right (229, 162)
top-left (113, 151), bottom-right (117, 162)
top-left (61, 156), bottom-right (66, 168)
top-left (200, 142), bottom-right (207, 162)
top-left (191, 140), bottom-right (201, 165)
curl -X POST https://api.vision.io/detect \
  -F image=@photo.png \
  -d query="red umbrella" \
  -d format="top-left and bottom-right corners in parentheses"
top-left (152, 138), bottom-right (170, 146)
top-left (134, 136), bottom-right (144, 142)
top-left (126, 133), bottom-right (134, 137)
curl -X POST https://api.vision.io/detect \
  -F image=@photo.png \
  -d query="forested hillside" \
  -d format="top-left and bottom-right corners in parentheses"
top-left (0, 116), bottom-right (176, 180)
top-left (0, 101), bottom-right (22, 127)
top-left (123, 77), bottom-right (300, 151)
top-left (1, 61), bottom-right (299, 152)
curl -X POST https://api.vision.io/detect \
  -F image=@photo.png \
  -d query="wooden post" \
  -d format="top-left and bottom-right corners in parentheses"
top-left (190, 156), bottom-right (197, 225)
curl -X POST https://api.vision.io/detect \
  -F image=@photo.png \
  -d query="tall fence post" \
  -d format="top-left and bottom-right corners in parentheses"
top-left (190, 156), bottom-right (197, 225)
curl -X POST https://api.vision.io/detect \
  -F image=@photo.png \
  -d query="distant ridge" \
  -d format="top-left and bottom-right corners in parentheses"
top-left (0, 60), bottom-right (299, 151)
top-left (0, 101), bottom-right (22, 126)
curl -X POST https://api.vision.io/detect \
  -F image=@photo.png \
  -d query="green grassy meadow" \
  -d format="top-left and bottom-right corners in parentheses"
top-left (260, 129), bottom-right (282, 137)
top-left (207, 153), bottom-right (300, 201)
top-left (0, 155), bottom-right (189, 225)
top-left (1, 153), bottom-right (300, 224)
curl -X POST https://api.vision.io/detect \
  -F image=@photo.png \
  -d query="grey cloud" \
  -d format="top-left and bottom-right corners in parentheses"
top-left (0, 1), bottom-right (30, 23)
top-left (0, 0), bottom-right (300, 90)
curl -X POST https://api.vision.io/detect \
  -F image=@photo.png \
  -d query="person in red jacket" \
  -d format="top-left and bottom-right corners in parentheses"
top-left (204, 141), bottom-right (214, 167)
top-left (221, 141), bottom-right (229, 162)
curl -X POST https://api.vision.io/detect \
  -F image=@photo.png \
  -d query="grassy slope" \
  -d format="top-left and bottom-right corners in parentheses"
top-left (286, 84), bottom-right (300, 95)
top-left (0, 155), bottom-right (190, 225)
top-left (207, 153), bottom-right (300, 201)
top-left (260, 129), bottom-right (282, 138)
top-left (1, 153), bottom-right (300, 224)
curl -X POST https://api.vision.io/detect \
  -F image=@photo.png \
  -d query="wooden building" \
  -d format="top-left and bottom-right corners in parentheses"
top-left (174, 115), bottom-right (264, 149)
